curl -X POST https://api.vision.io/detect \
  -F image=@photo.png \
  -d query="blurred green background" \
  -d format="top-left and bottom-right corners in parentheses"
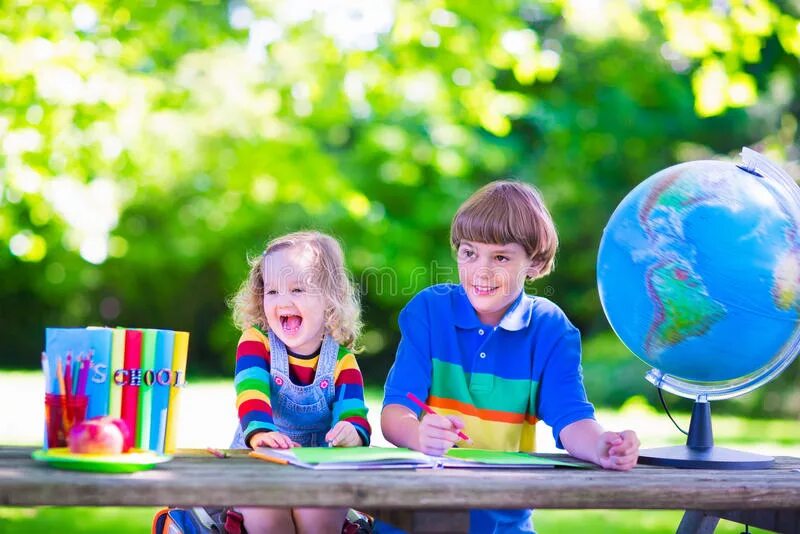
top-left (3, 0), bottom-right (800, 415)
top-left (1, 1), bottom-right (800, 531)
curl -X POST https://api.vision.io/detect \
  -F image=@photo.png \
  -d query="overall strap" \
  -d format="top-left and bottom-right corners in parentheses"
top-left (266, 329), bottom-right (290, 376)
top-left (314, 334), bottom-right (339, 384)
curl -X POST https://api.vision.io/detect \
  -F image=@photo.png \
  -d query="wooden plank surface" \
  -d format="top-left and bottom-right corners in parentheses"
top-left (2, 447), bottom-right (800, 510)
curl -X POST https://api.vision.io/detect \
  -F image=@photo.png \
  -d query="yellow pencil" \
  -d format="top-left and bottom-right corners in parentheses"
top-left (55, 356), bottom-right (66, 395)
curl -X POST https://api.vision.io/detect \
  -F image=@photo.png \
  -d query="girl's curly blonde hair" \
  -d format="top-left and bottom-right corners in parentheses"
top-left (229, 231), bottom-right (362, 350)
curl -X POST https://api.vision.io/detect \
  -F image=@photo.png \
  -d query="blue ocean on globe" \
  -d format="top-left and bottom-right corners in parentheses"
top-left (598, 159), bottom-right (800, 382)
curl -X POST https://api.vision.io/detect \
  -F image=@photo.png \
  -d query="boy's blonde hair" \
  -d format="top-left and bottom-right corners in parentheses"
top-left (230, 231), bottom-right (362, 350)
top-left (450, 180), bottom-right (559, 277)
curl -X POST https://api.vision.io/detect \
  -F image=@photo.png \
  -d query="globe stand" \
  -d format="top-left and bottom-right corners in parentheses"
top-left (638, 396), bottom-right (774, 469)
top-left (597, 149), bottom-right (800, 470)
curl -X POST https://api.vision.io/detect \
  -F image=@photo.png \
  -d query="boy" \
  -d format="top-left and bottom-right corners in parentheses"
top-left (382, 181), bottom-right (639, 533)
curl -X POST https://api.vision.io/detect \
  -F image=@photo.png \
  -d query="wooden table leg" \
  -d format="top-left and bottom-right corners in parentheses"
top-left (710, 509), bottom-right (800, 534)
top-left (676, 510), bottom-right (720, 534)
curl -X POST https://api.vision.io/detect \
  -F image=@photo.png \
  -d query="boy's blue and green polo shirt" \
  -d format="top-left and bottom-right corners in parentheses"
top-left (383, 283), bottom-right (596, 452)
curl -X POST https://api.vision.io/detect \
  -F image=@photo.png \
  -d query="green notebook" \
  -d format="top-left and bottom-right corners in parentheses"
top-left (251, 446), bottom-right (433, 469)
top-left (442, 448), bottom-right (586, 468)
top-left (251, 446), bottom-right (589, 470)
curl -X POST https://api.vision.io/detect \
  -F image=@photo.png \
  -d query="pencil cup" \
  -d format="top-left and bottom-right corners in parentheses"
top-left (44, 393), bottom-right (88, 448)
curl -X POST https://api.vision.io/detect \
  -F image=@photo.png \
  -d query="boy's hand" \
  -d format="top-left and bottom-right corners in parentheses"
top-left (418, 414), bottom-right (464, 456)
top-left (596, 430), bottom-right (639, 471)
top-left (325, 421), bottom-right (362, 447)
top-left (249, 431), bottom-right (300, 449)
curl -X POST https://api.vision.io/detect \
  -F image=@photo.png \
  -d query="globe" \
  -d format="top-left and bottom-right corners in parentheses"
top-left (597, 148), bottom-right (800, 468)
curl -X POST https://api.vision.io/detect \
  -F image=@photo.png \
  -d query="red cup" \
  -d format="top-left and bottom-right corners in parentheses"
top-left (44, 393), bottom-right (88, 448)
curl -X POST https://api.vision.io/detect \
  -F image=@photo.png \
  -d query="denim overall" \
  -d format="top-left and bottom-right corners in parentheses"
top-left (231, 330), bottom-right (338, 448)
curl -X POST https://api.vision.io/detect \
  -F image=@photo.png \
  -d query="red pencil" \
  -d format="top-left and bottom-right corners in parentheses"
top-left (406, 392), bottom-right (472, 443)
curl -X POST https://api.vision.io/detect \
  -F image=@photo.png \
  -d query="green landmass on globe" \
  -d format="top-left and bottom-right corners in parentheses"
top-left (645, 259), bottom-right (726, 355)
top-left (640, 170), bottom-right (731, 356)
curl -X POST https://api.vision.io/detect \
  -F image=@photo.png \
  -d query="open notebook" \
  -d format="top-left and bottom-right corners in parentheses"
top-left (249, 446), bottom-right (589, 470)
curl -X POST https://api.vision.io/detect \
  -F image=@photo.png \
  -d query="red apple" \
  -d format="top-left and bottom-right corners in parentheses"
top-left (106, 417), bottom-right (134, 452)
top-left (68, 416), bottom-right (131, 454)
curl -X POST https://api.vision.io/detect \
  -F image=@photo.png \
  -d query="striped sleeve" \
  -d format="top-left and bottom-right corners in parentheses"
top-left (332, 348), bottom-right (372, 445)
top-left (234, 328), bottom-right (277, 446)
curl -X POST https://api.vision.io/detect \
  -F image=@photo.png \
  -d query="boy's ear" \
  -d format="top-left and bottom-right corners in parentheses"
top-left (525, 255), bottom-right (546, 281)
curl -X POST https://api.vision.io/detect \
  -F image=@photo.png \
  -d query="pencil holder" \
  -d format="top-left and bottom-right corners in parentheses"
top-left (44, 393), bottom-right (88, 448)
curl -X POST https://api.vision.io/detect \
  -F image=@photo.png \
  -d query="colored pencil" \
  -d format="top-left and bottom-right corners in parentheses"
top-left (55, 357), bottom-right (66, 396)
top-left (64, 352), bottom-right (73, 400)
top-left (71, 354), bottom-right (79, 395)
top-left (249, 450), bottom-right (289, 465)
top-left (406, 392), bottom-right (472, 443)
top-left (206, 447), bottom-right (228, 459)
top-left (76, 353), bottom-right (90, 397)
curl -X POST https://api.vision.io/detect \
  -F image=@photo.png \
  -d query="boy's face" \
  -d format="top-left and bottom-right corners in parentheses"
top-left (261, 245), bottom-right (326, 355)
top-left (456, 240), bottom-right (536, 326)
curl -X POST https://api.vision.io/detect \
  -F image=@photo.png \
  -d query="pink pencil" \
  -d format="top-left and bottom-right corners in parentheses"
top-left (406, 392), bottom-right (472, 443)
top-left (206, 447), bottom-right (228, 459)
top-left (64, 352), bottom-right (73, 399)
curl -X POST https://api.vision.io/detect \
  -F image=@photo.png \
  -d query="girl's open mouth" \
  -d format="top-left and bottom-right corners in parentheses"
top-left (280, 314), bottom-right (303, 335)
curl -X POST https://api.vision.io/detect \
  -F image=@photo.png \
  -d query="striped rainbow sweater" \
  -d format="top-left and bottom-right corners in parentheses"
top-left (234, 327), bottom-right (371, 446)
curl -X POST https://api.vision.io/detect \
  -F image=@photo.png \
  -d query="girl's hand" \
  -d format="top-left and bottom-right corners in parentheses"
top-left (596, 430), bottom-right (639, 471)
top-left (325, 421), bottom-right (362, 447)
top-left (418, 413), bottom-right (464, 456)
top-left (249, 431), bottom-right (300, 449)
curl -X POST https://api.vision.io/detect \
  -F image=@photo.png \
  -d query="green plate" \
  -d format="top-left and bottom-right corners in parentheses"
top-left (32, 448), bottom-right (172, 473)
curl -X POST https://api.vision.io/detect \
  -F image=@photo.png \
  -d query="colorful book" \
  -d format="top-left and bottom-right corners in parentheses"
top-left (136, 329), bottom-right (158, 449)
top-left (250, 447), bottom-right (588, 470)
top-left (84, 327), bottom-right (114, 418)
top-left (164, 331), bottom-right (189, 454)
top-left (45, 327), bottom-right (113, 418)
top-left (120, 329), bottom-right (143, 443)
top-left (149, 329), bottom-right (175, 453)
top-left (107, 327), bottom-right (126, 419)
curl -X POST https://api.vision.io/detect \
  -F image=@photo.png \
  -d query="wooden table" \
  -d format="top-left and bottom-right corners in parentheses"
top-left (1, 447), bottom-right (799, 533)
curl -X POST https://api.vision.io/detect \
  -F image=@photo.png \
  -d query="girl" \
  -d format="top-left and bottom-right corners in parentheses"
top-left (230, 231), bottom-right (371, 534)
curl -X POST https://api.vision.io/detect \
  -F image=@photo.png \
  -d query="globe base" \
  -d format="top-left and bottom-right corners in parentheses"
top-left (638, 446), bottom-right (774, 470)
top-left (640, 396), bottom-right (774, 469)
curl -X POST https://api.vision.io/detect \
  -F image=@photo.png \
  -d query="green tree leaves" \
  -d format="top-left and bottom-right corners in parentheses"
top-left (1, 1), bottom-right (798, 414)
